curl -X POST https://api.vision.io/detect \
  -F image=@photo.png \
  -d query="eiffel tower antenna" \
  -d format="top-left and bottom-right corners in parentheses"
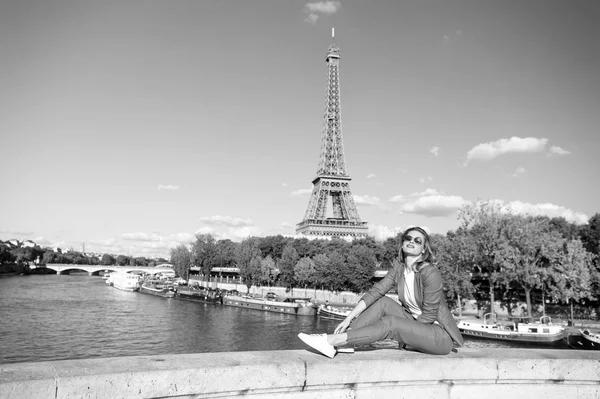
top-left (296, 32), bottom-right (368, 239)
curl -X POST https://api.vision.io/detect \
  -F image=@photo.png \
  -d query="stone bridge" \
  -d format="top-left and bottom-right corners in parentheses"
top-left (1, 348), bottom-right (599, 398)
top-left (38, 263), bottom-right (175, 276)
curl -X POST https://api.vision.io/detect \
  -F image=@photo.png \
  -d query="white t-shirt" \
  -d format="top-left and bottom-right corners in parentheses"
top-left (403, 268), bottom-right (422, 319)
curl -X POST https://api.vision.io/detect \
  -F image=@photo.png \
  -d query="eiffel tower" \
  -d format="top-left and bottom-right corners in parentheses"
top-left (296, 30), bottom-right (368, 238)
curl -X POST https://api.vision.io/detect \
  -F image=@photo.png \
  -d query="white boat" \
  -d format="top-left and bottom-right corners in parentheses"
top-left (578, 329), bottom-right (600, 350)
top-left (111, 272), bottom-right (140, 291)
top-left (105, 273), bottom-right (114, 286)
top-left (317, 304), bottom-right (351, 320)
top-left (457, 314), bottom-right (566, 346)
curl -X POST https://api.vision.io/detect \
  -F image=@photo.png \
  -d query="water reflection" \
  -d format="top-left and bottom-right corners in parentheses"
top-left (0, 275), bottom-right (566, 364)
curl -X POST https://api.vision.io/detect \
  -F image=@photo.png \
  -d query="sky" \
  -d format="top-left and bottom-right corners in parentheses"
top-left (1, 0), bottom-right (599, 259)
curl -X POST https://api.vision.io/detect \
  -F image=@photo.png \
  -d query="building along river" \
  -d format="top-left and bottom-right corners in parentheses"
top-left (0, 274), bottom-right (569, 364)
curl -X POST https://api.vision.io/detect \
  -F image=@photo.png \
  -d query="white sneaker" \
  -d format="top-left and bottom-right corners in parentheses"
top-left (298, 333), bottom-right (336, 358)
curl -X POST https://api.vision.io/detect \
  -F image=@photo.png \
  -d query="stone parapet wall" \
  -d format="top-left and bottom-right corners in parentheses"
top-left (1, 349), bottom-right (599, 398)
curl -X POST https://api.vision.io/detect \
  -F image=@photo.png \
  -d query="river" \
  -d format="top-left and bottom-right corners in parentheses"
top-left (0, 274), bottom-right (566, 364)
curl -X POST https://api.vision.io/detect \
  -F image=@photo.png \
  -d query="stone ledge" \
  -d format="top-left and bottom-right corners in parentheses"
top-left (1, 349), bottom-right (599, 399)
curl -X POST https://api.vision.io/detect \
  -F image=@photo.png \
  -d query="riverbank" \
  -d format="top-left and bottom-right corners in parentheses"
top-left (191, 278), bottom-right (600, 329)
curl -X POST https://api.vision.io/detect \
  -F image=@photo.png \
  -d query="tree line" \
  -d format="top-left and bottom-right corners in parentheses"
top-left (171, 204), bottom-right (600, 319)
top-left (0, 243), bottom-right (169, 269)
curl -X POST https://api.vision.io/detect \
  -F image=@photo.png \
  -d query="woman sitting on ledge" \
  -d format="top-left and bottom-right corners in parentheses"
top-left (298, 226), bottom-right (464, 357)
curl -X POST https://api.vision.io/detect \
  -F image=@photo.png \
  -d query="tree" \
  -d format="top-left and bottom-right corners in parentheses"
top-left (170, 244), bottom-right (192, 280)
top-left (100, 254), bottom-right (115, 266)
top-left (324, 250), bottom-right (347, 292)
top-left (278, 244), bottom-right (299, 290)
top-left (116, 255), bottom-right (129, 266)
top-left (458, 200), bottom-right (512, 316)
top-left (345, 244), bottom-right (377, 293)
top-left (294, 257), bottom-right (316, 289)
top-left (236, 237), bottom-right (262, 293)
top-left (432, 231), bottom-right (475, 316)
top-left (191, 234), bottom-right (217, 276)
top-left (312, 253), bottom-right (330, 290)
top-left (259, 255), bottom-right (278, 286)
top-left (500, 216), bottom-right (564, 318)
top-left (381, 234), bottom-right (401, 269)
top-left (579, 213), bottom-right (600, 266)
top-left (214, 239), bottom-right (238, 269)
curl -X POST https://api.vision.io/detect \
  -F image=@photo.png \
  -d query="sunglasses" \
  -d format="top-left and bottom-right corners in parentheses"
top-left (403, 235), bottom-right (424, 245)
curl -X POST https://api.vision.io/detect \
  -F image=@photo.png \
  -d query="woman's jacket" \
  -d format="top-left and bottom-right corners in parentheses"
top-left (360, 260), bottom-right (464, 347)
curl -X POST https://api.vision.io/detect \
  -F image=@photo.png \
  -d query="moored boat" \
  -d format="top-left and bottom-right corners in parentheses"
top-left (457, 314), bottom-right (567, 345)
top-left (111, 272), bottom-right (141, 292)
top-left (567, 329), bottom-right (600, 351)
top-left (317, 304), bottom-right (352, 320)
top-left (222, 294), bottom-right (316, 316)
top-left (176, 285), bottom-right (223, 304)
top-left (139, 279), bottom-right (176, 298)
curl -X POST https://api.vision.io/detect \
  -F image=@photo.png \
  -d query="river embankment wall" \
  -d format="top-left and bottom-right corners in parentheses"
top-left (2, 348), bottom-right (599, 399)
top-left (189, 277), bottom-right (362, 305)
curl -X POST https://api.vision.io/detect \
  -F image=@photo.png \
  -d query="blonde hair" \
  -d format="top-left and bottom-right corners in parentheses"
top-left (399, 226), bottom-right (436, 272)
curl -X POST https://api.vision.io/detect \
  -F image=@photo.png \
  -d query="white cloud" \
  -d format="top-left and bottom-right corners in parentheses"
top-left (410, 188), bottom-right (440, 197)
top-left (429, 146), bottom-right (441, 156)
top-left (399, 195), bottom-right (467, 217)
top-left (122, 232), bottom-right (163, 242)
top-left (305, 1), bottom-right (341, 14)
top-left (465, 137), bottom-right (548, 165)
top-left (32, 236), bottom-right (65, 247)
top-left (366, 173), bottom-right (376, 179)
top-left (224, 226), bottom-right (262, 241)
top-left (281, 182), bottom-right (288, 187)
top-left (368, 225), bottom-right (401, 241)
top-left (547, 146), bottom-right (571, 156)
top-left (194, 226), bottom-right (216, 235)
top-left (388, 194), bottom-right (405, 203)
top-left (304, 13), bottom-right (319, 24)
top-left (303, 1), bottom-right (341, 24)
top-left (291, 188), bottom-right (312, 196)
top-left (199, 215), bottom-right (254, 227)
top-left (281, 222), bottom-right (294, 229)
top-left (511, 166), bottom-right (526, 178)
top-left (353, 195), bottom-right (380, 207)
top-left (157, 184), bottom-right (180, 190)
top-left (89, 238), bottom-right (118, 247)
top-left (497, 200), bottom-right (588, 224)
top-left (419, 176), bottom-right (433, 184)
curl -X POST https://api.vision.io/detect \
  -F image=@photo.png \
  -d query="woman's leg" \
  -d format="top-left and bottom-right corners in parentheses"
top-left (350, 296), bottom-right (410, 329)
top-left (345, 297), bottom-right (453, 355)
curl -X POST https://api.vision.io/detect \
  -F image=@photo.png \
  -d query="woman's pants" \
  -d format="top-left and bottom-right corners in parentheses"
top-left (345, 296), bottom-right (453, 355)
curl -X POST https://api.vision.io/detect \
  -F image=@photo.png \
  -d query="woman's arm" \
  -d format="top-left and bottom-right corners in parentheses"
top-left (334, 300), bottom-right (366, 333)
top-left (416, 266), bottom-right (443, 324)
top-left (360, 262), bottom-right (399, 308)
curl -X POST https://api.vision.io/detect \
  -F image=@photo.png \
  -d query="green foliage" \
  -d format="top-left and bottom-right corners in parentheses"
top-left (191, 234), bottom-right (217, 276)
top-left (294, 257), bottom-right (316, 287)
top-left (345, 244), bottom-right (377, 292)
top-left (170, 244), bottom-right (192, 280)
top-left (235, 237), bottom-right (262, 292)
top-left (258, 255), bottom-right (278, 286)
top-left (100, 254), bottom-right (115, 266)
top-left (278, 244), bottom-right (299, 289)
top-left (214, 239), bottom-right (237, 268)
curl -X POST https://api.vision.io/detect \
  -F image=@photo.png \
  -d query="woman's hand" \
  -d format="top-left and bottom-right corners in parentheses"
top-left (334, 318), bottom-right (352, 334)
